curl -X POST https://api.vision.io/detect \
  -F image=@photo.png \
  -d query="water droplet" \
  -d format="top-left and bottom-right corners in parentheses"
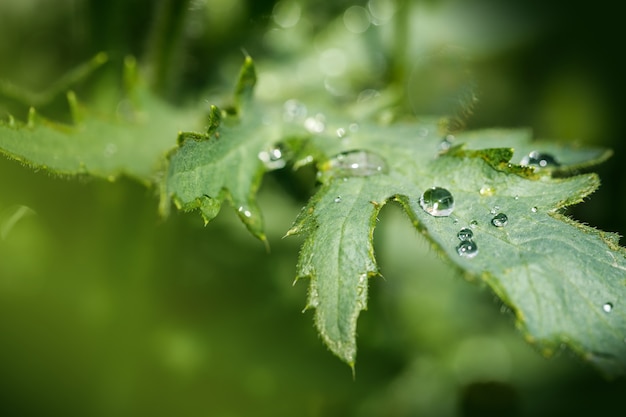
top-left (336, 127), bottom-right (347, 138)
top-left (457, 228), bottom-right (474, 241)
top-left (480, 185), bottom-right (495, 196)
top-left (419, 187), bottom-right (455, 217)
top-left (457, 240), bottom-right (478, 258)
top-left (334, 196), bottom-right (342, 203)
top-left (438, 134), bottom-right (455, 152)
top-left (322, 150), bottom-right (388, 179)
top-left (238, 206), bottom-right (252, 218)
top-left (514, 195), bottom-right (519, 200)
top-left (491, 213), bottom-right (508, 227)
top-left (489, 205), bottom-right (500, 215)
top-left (520, 151), bottom-right (560, 168)
top-left (283, 99), bottom-right (307, 122)
top-left (304, 113), bottom-right (326, 133)
top-left (349, 123), bottom-right (359, 133)
top-left (531, 206), bottom-right (538, 213)
top-left (603, 303), bottom-right (613, 313)
top-left (469, 220), bottom-right (478, 228)
top-left (258, 144), bottom-right (288, 170)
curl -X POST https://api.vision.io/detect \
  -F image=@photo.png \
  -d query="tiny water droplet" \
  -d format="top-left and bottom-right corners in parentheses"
top-left (480, 185), bottom-right (495, 196)
top-left (457, 228), bottom-right (473, 241)
top-left (238, 206), bottom-right (252, 218)
top-left (322, 150), bottom-right (388, 179)
top-left (258, 144), bottom-right (288, 170)
top-left (349, 123), bottom-right (359, 132)
top-left (336, 127), bottom-right (347, 138)
top-left (489, 205), bottom-right (500, 215)
top-left (457, 240), bottom-right (478, 258)
top-left (304, 113), bottom-right (326, 133)
top-left (603, 303), bottom-right (613, 313)
top-left (334, 196), bottom-right (342, 203)
top-left (438, 134), bottom-right (455, 152)
top-left (283, 99), bottom-right (307, 122)
top-left (514, 195), bottom-right (519, 200)
top-left (469, 220), bottom-right (478, 228)
top-left (520, 151), bottom-right (560, 168)
top-left (531, 206), bottom-right (538, 213)
top-left (491, 213), bottom-right (508, 227)
top-left (453, 217), bottom-right (459, 224)
top-left (419, 187), bottom-right (454, 217)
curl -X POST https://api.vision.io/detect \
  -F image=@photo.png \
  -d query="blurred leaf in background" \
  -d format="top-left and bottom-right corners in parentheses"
top-left (1, 0), bottom-right (625, 416)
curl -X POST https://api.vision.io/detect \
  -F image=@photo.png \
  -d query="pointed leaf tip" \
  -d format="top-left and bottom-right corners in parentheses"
top-left (234, 56), bottom-right (257, 108)
top-left (207, 105), bottom-right (222, 136)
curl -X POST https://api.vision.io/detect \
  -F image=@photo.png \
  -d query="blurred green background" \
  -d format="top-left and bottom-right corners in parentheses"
top-left (1, 1), bottom-right (625, 416)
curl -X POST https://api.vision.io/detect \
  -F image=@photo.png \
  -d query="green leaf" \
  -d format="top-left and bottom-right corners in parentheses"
top-left (286, 112), bottom-right (626, 375)
top-left (162, 57), bottom-right (294, 242)
top-left (0, 56), bottom-right (200, 183)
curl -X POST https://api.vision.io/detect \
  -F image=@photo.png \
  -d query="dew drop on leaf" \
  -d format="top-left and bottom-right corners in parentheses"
top-left (438, 134), bottom-right (455, 152)
top-left (520, 151), bottom-right (560, 168)
top-left (457, 240), bottom-right (478, 258)
top-left (531, 206), bottom-right (538, 213)
top-left (322, 150), bottom-right (388, 179)
top-left (334, 196), bottom-right (342, 203)
top-left (419, 187), bottom-right (455, 217)
top-left (469, 220), bottom-right (478, 228)
top-left (603, 302), bottom-right (614, 313)
top-left (480, 185), bottom-right (495, 196)
top-left (336, 127), bottom-right (347, 138)
top-left (457, 227), bottom-right (473, 241)
top-left (238, 206), bottom-right (252, 218)
top-left (491, 212), bottom-right (508, 227)
top-left (258, 144), bottom-right (288, 170)
top-left (489, 205), bottom-right (500, 215)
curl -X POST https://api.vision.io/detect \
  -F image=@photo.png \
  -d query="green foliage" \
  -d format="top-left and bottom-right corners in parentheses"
top-left (1, 4), bottom-right (626, 402)
top-left (1, 54), bottom-right (626, 377)
top-left (0, 55), bottom-right (200, 183)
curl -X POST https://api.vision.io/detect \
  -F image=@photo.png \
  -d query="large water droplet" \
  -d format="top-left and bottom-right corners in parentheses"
top-left (520, 151), bottom-right (560, 168)
top-left (323, 150), bottom-right (388, 179)
top-left (457, 228), bottom-right (474, 241)
top-left (491, 213), bottom-right (508, 227)
top-left (603, 302), bottom-right (613, 313)
top-left (457, 240), bottom-right (478, 258)
top-left (419, 187), bottom-right (455, 217)
top-left (258, 144), bottom-right (288, 170)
